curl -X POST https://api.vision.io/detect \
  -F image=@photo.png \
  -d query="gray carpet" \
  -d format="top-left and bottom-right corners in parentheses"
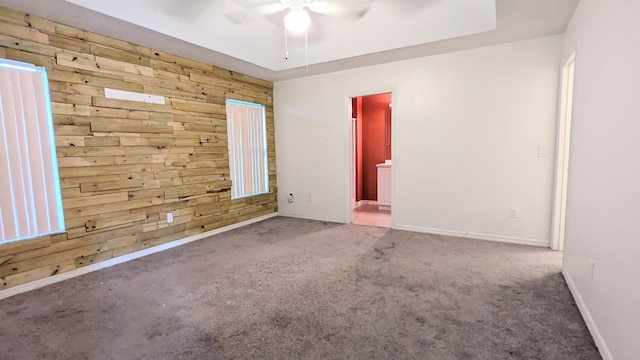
top-left (0, 217), bottom-right (600, 359)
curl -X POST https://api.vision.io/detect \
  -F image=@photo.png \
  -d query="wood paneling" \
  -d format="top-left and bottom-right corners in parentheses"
top-left (0, 6), bottom-right (277, 290)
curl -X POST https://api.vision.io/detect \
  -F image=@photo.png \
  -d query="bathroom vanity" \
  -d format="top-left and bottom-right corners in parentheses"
top-left (376, 160), bottom-right (391, 210)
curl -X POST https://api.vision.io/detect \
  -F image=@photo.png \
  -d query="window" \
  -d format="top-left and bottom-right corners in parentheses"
top-left (225, 99), bottom-right (269, 199)
top-left (0, 59), bottom-right (65, 243)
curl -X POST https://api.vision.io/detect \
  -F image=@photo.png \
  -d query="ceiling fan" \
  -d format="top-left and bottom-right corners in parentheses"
top-left (245, 0), bottom-right (373, 33)
top-left (236, 0), bottom-right (373, 68)
top-left (226, 0), bottom-right (432, 70)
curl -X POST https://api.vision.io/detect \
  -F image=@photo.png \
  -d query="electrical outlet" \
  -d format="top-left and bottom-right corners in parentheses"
top-left (538, 145), bottom-right (549, 158)
top-left (167, 212), bottom-right (174, 223)
top-left (509, 207), bottom-right (520, 218)
top-left (307, 194), bottom-right (312, 202)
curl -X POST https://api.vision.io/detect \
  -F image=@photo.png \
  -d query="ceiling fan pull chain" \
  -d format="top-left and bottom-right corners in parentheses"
top-left (305, 30), bottom-right (308, 74)
top-left (285, 27), bottom-right (289, 60)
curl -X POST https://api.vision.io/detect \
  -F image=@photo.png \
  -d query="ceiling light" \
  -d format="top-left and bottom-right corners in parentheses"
top-left (285, 8), bottom-right (311, 34)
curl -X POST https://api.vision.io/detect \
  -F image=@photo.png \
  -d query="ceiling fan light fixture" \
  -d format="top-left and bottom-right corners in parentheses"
top-left (285, 7), bottom-right (311, 33)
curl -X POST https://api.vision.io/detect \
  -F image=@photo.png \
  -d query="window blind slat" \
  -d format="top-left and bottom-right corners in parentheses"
top-left (42, 68), bottom-right (65, 233)
top-left (3, 70), bottom-right (29, 239)
top-left (0, 71), bottom-right (18, 240)
top-left (18, 71), bottom-right (38, 235)
top-left (27, 71), bottom-right (53, 233)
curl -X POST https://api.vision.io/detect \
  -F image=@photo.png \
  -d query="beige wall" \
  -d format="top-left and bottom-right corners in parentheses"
top-left (561, 0), bottom-right (640, 358)
top-left (0, 6), bottom-right (277, 290)
top-left (275, 35), bottom-right (562, 245)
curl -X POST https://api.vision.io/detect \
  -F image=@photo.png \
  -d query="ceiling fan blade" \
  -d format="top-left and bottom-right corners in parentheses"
top-left (378, 0), bottom-right (441, 15)
top-left (309, 0), bottom-right (372, 20)
top-left (156, 0), bottom-right (217, 20)
top-left (225, 11), bottom-right (252, 25)
top-left (224, 1), bottom-right (286, 26)
top-left (250, 2), bottom-right (287, 16)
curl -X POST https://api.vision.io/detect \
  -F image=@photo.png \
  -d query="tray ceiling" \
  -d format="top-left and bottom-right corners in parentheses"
top-left (65, 0), bottom-right (497, 72)
top-left (0, 0), bottom-right (580, 81)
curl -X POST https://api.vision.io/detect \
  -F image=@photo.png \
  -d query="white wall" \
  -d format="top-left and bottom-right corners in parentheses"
top-left (561, 0), bottom-right (640, 359)
top-left (275, 35), bottom-right (562, 246)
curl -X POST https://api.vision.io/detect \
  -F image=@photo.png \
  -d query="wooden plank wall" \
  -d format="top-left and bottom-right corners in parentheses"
top-left (0, 6), bottom-right (277, 290)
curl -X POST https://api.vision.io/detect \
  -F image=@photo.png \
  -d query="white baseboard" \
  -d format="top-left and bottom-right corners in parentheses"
top-left (353, 200), bottom-right (378, 207)
top-left (562, 270), bottom-right (613, 360)
top-left (393, 224), bottom-right (549, 247)
top-left (0, 212), bottom-right (278, 301)
top-left (277, 212), bottom-right (344, 224)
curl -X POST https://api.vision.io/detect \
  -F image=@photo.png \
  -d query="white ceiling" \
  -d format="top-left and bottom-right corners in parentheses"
top-left (65, 0), bottom-right (497, 72)
top-left (0, 0), bottom-right (580, 82)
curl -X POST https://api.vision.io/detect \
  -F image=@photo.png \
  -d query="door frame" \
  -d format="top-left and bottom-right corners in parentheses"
top-left (344, 88), bottom-right (397, 226)
top-left (551, 52), bottom-right (576, 251)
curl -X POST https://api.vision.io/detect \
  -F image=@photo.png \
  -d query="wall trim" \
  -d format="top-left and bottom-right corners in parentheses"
top-left (352, 200), bottom-right (378, 208)
top-left (562, 269), bottom-right (613, 360)
top-left (277, 213), bottom-right (345, 224)
top-left (394, 224), bottom-right (549, 247)
top-left (0, 212), bottom-right (278, 301)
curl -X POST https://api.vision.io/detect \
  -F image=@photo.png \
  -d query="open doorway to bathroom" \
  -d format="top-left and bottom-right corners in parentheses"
top-left (350, 93), bottom-right (392, 227)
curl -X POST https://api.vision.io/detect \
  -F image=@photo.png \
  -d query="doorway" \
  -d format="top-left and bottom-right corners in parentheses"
top-left (350, 93), bottom-right (392, 227)
top-left (551, 52), bottom-right (576, 251)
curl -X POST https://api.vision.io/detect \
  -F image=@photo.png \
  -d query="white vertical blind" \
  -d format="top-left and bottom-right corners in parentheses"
top-left (225, 99), bottom-right (269, 199)
top-left (0, 59), bottom-right (65, 243)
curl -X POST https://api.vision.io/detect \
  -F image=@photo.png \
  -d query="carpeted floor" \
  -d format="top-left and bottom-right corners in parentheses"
top-left (0, 217), bottom-right (600, 359)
